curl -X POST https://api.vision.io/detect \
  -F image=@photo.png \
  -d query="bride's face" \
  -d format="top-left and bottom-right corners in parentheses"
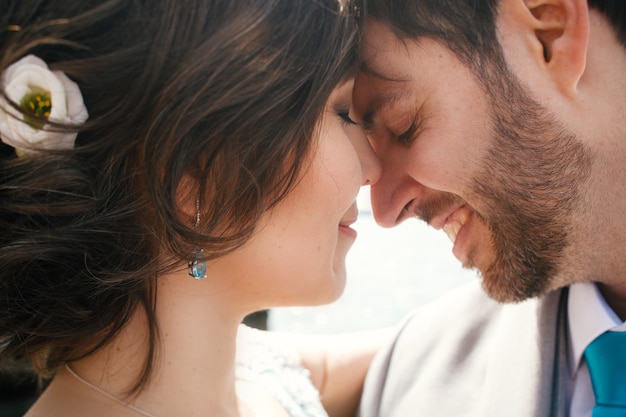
top-left (209, 79), bottom-right (381, 310)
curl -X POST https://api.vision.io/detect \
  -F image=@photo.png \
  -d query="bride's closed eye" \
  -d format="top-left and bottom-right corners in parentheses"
top-left (337, 109), bottom-right (358, 126)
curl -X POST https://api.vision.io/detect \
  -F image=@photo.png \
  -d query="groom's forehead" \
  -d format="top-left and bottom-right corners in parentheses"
top-left (359, 21), bottom-right (420, 79)
top-left (359, 25), bottom-right (465, 85)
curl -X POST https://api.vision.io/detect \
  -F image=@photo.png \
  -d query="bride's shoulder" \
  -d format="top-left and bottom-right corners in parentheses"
top-left (235, 324), bottom-right (329, 417)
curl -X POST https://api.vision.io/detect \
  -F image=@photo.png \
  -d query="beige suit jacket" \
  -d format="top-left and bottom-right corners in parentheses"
top-left (359, 281), bottom-right (569, 417)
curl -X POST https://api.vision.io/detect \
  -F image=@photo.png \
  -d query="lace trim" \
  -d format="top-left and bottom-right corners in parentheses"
top-left (236, 325), bottom-right (329, 417)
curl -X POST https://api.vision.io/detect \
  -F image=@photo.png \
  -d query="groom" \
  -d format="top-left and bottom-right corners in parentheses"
top-left (352, 0), bottom-right (626, 416)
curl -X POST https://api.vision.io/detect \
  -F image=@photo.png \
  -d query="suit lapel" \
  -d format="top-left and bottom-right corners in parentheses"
top-left (479, 288), bottom-right (568, 417)
top-left (549, 288), bottom-right (570, 417)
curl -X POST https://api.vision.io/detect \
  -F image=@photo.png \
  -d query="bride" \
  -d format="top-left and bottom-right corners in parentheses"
top-left (0, 0), bottom-right (386, 416)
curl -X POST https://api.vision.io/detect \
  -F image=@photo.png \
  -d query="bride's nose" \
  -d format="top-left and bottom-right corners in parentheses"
top-left (358, 134), bottom-right (381, 186)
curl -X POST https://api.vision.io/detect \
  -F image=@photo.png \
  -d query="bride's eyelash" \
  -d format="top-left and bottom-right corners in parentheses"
top-left (337, 110), bottom-right (358, 126)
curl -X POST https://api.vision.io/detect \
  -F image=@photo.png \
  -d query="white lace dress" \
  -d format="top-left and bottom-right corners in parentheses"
top-left (235, 325), bottom-right (329, 417)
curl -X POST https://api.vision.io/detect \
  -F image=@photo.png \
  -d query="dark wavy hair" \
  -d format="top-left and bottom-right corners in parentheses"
top-left (0, 0), bottom-right (363, 391)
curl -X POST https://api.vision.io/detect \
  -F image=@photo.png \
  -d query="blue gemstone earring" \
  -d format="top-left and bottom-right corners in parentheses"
top-left (187, 198), bottom-right (207, 279)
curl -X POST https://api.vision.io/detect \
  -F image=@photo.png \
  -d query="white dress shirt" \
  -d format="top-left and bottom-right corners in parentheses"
top-left (567, 282), bottom-right (626, 417)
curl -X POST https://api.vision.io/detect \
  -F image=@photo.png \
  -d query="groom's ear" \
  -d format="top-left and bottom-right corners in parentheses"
top-left (500, 0), bottom-right (590, 96)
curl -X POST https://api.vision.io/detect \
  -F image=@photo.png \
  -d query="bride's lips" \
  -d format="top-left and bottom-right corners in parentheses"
top-left (339, 221), bottom-right (357, 239)
top-left (339, 206), bottom-right (359, 239)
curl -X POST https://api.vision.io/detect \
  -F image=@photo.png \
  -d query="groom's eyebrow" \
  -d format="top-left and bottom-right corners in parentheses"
top-left (361, 92), bottom-right (404, 131)
top-left (359, 60), bottom-right (406, 82)
top-left (358, 60), bottom-right (410, 130)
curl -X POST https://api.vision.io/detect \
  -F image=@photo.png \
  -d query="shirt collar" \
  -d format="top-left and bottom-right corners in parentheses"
top-left (568, 282), bottom-right (626, 377)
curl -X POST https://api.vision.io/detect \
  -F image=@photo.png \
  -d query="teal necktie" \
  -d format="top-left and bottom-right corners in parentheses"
top-left (584, 331), bottom-right (626, 417)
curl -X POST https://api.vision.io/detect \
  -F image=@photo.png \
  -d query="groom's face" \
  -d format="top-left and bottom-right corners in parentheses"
top-left (352, 19), bottom-right (591, 303)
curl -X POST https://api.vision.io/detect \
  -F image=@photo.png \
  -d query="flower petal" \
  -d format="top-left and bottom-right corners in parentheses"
top-left (0, 54), bottom-right (89, 154)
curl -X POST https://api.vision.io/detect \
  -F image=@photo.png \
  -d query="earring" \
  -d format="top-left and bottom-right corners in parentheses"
top-left (187, 198), bottom-right (207, 279)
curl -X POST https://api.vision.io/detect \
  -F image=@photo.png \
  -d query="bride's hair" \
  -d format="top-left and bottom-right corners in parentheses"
top-left (0, 0), bottom-right (362, 391)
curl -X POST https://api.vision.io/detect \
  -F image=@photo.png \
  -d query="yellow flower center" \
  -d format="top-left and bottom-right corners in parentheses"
top-left (20, 90), bottom-right (51, 129)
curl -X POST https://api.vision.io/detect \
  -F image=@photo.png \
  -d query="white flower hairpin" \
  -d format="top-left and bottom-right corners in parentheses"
top-left (0, 54), bottom-right (89, 155)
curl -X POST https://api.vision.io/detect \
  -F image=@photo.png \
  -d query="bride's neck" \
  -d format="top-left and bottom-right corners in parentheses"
top-left (70, 269), bottom-right (247, 417)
